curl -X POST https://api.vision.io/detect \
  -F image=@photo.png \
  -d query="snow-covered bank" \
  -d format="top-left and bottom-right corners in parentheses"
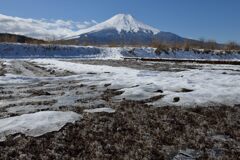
top-left (0, 43), bottom-right (240, 60)
top-left (153, 49), bottom-right (240, 61)
top-left (0, 43), bottom-right (151, 59)
top-left (33, 59), bottom-right (240, 107)
top-left (0, 111), bottom-right (81, 142)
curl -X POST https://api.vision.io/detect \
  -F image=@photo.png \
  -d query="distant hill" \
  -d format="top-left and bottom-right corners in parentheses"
top-left (0, 33), bottom-right (45, 44)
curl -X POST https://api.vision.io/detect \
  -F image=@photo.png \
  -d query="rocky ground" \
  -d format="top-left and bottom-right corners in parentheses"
top-left (0, 59), bottom-right (239, 160)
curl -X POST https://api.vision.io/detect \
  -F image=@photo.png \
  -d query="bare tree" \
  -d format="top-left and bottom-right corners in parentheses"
top-left (206, 39), bottom-right (217, 50)
top-left (225, 41), bottom-right (240, 51)
top-left (183, 41), bottom-right (190, 51)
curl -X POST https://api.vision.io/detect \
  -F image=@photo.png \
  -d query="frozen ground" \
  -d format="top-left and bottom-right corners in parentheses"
top-left (33, 59), bottom-right (240, 107)
top-left (0, 59), bottom-right (239, 159)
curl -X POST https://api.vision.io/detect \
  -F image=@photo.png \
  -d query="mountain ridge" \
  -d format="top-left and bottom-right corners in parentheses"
top-left (73, 14), bottom-right (160, 37)
top-left (66, 14), bottom-right (187, 45)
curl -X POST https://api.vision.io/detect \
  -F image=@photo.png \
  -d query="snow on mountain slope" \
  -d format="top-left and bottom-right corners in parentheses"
top-left (71, 14), bottom-right (160, 38)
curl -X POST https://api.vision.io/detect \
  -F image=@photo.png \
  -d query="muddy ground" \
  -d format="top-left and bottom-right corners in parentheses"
top-left (0, 59), bottom-right (239, 160)
top-left (68, 59), bottom-right (240, 72)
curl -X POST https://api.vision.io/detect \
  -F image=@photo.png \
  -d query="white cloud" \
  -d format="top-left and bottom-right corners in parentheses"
top-left (0, 14), bottom-right (97, 40)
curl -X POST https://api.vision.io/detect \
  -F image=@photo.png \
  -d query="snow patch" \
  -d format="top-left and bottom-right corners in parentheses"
top-left (0, 111), bottom-right (81, 141)
top-left (84, 108), bottom-right (116, 113)
top-left (0, 74), bottom-right (39, 85)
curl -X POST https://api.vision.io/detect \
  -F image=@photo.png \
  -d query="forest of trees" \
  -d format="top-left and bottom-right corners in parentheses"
top-left (0, 33), bottom-right (45, 44)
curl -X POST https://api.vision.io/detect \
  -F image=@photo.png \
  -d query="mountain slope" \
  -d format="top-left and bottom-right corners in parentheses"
top-left (67, 14), bottom-right (186, 45)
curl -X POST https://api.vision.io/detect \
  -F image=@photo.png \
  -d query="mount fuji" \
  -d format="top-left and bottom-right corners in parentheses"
top-left (67, 14), bottom-right (186, 45)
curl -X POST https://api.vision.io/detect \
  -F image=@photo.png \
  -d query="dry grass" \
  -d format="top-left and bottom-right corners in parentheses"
top-left (0, 101), bottom-right (239, 159)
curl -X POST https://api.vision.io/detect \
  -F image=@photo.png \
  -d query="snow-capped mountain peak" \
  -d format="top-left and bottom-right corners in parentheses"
top-left (102, 14), bottom-right (160, 34)
top-left (74, 14), bottom-right (160, 36)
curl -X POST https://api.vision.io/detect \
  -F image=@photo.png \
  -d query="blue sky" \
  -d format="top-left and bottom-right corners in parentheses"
top-left (0, 0), bottom-right (239, 43)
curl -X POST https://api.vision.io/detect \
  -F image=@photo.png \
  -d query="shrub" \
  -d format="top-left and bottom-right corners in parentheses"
top-left (171, 43), bottom-right (181, 52)
top-left (183, 41), bottom-right (190, 51)
top-left (203, 49), bottom-right (212, 54)
top-left (192, 48), bottom-right (200, 54)
top-left (206, 40), bottom-right (217, 50)
top-left (155, 43), bottom-right (169, 54)
top-left (225, 41), bottom-right (240, 51)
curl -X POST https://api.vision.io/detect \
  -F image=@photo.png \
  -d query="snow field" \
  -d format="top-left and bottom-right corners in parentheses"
top-left (33, 59), bottom-right (240, 107)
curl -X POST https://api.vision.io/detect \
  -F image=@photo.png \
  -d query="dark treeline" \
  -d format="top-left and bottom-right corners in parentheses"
top-left (0, 33), bottom-right (239, 53)
top-left (152, 39), bottom-right (240, 54)
top-left (0, 33), bottom-right (45, 44)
